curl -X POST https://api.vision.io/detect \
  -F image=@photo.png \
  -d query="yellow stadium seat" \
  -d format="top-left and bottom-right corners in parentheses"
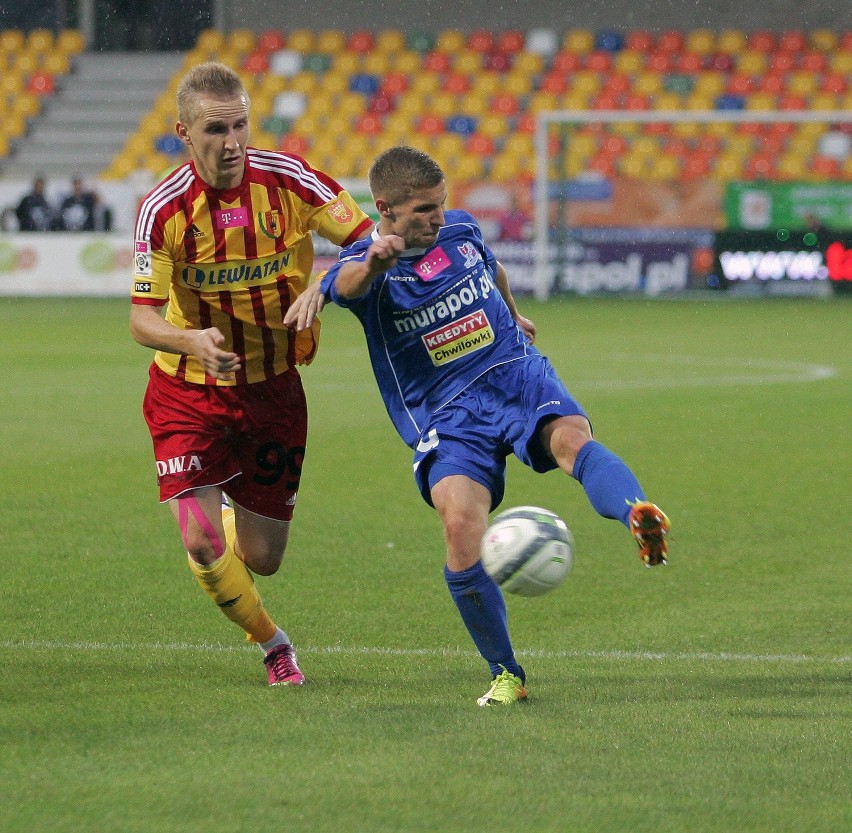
top-left (477, 113), bottom-right (509, 139)
top-left (725, 134), bottom-right (754, 156)
top-left (471, 73), bottom-right (501, 97)
top-left (454, 52), bottom-right (481, 74)
top-left (376, 30), bottom-right (406, 53)
top-left (631, 136), bottom-right (659, 157)
top-left (42, 51), bottom-right (71, 75)
top-left (563, 30), bottom-right (594, 54)
top-left (716, 30), bottom-right (747, 54)
top-left (0, 30), bottom-right (25, 53)
top-left (810, 92), bottom-right (838, 110)
top-left (513, 53), bottom-right (544, 75)
top-left (571, 71), bottom-right (601, 96)
top-left (648, 154), bottom-right (681, 181)
top-left (634, 72), bottom-right (663, 96)
top-left (228, 29), bottom-right (255, 54)
top-left (56, 29), bottom-right (85, 55)
top-left (737, 52), bottom-right (767, 74)
top-left (3, 110), bottom-right (27, 139)
top-left (431, 133), bottom-right (466, 157)
top-left (429, 92), bottom-right (457, 118)
top-left (528, 91), bottom-right (560, 114)
top-left (410, 72), bottom-right (441, 95)
top-left (777, 153), bottom-right (808, 179)
top-left (332, 51), bottom-right (359, 75)
top-left (318, 71), bottom-right (348, 96)
top-left (13, 51), bottom-right (39, 74)
top-left (456, 91), bottom-right (488, 115)
top-left (654, 92), bottom-right (684, 110)
top-left (0, 133), bottom-right (11, 158)
top-left (787, 72), bottom-right (818, 96)
top-left (286, 30), bottom-right (315, 53)
top-left (362, 51), bottom-right (391, 74)
top-left (196, 29), bottom-right (225, 52)
top-left (685, 29), bottom-right (715, 54)
top-left (502, 71), bottom-right (533, 96)
top-left (451, 153), bottom-right (487, 180)
top-left (613, 51), bottom-right (643, 74)
top-left (810, 29), bottom-right (838, 51)
top-left (393, 51), bottom-right (421, 74)
top-left (436, 30), bottom-right (465, 53)
top-left (0, 72), bottom-right (24, 96)
top-left (746, 92), bottom-right (777, 111)
top-left (315, 30), bottom-right (345, 53)
top-left (337, 92), bottom-right (367, 118)
top-left (713, 153), bottom-right (744, 179)
top-left (27, 29), bottom-right (54, 53)
top-left (618, 154), bottom-right (646, 179)
top-left (692, 72), bottom-right (726, 97)
top-left (13, 91), bottom-right (40, 118)
top-left (502, 133), bottom-right (534, 158)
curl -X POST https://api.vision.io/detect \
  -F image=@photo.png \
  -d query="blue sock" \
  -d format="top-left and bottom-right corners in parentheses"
top-left (444, 562), bottom-right (524, 682)
top-left (572, 440), bottom-right (645, 527)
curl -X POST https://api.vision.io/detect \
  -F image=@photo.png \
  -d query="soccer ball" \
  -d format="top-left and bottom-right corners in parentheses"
top-left (481, 506), bottom-right (574, 597)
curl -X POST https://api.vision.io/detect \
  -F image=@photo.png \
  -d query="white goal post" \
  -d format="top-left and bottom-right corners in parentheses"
top-left (533, 109), bottom-right (851, 300)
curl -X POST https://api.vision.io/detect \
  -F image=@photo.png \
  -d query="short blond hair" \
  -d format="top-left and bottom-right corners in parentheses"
top-left (176, 62), bottom-right (249, 125)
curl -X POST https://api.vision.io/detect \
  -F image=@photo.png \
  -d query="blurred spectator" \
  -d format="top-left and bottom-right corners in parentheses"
top-left (497, 191), bottom-right (532, 242)
top-left (59, 176), bottom-right (98, 231)
top-left (16, 175), bottom-right (57, 231)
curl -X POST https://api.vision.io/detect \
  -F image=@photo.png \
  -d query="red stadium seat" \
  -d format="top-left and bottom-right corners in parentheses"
top-left (347, 31), bottom-right (375, 53)
top-left (657, 31), bottom-right (685, 52)
top-left (625, 30), bottom-right (654, 51)
top-left (466, 133), bottom-right (496, 156)
top-left (257, 30), bottom-right (286, 52)
top-left (467, 30), bottom-right (495, 53)
top-left (748, 31), bottom-right (776, 52)
top-left (355, 113), bottom-right (383, 135)
top-left (423, 51), bottom-right (452, 72)
top-left (416, 114), bottom-right (445, 135)
top-left (497, 31), bottom-right (525, 54)
top-left (585, 51), bottom-right (612, 72)
top-left (778, 30), bottom-right (808, 53)
top-left (26, 72), bottom-right (55, 95)
top-left (279, 134), bottom-right (310, 155)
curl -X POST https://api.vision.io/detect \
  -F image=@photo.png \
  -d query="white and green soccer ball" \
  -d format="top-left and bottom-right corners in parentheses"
top-left (481, 506), bottom-right (574, 597)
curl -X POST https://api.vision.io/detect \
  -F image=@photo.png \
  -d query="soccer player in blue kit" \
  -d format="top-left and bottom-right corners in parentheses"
top-left (286, 146), bottom-right (670, 706)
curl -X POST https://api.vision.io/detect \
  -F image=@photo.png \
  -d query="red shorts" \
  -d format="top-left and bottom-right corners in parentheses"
top-left (142, 364), bottom-right (308, 521)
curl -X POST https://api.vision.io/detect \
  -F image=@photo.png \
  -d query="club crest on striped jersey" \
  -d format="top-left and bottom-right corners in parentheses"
top-left (327, 199), bottom-right (354, 223)
top-left (258, 209), bottom-right (282, 239)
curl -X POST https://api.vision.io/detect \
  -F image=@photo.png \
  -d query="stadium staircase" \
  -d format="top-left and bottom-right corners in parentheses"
top-left (1, 50), bottom-right (184, 180)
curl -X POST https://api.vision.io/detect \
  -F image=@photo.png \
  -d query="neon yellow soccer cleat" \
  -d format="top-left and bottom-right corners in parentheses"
top-left (476, 670), bottom-right (527, 706)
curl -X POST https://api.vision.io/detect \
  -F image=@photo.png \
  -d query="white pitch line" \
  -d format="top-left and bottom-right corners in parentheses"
top-left (1, 640), bottom-right (849, 665)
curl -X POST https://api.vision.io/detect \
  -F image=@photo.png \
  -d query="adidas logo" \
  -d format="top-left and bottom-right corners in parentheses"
top-left (187, 223), bottom-right (204, 238)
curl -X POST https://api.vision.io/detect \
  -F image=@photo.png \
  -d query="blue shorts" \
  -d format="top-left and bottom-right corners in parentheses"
top-left (412, 355), bottom-right (587, 511)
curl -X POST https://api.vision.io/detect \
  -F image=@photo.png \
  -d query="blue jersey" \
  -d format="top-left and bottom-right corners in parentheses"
top-left (321, 210), bottom-right (538, 447)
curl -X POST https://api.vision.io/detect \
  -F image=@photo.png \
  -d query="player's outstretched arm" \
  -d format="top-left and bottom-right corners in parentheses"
top-left (494, 261), bottom-right (536, 344)
top-left (334, 234), bottom-right (406, 299)
top-left (130, 304), bottom-right (241, 381)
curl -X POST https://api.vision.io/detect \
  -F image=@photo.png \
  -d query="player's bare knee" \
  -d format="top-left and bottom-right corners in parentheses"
top-left (182, 530), bottom-right (219, 566)
top-left (240, 543), bottom-right (285, 576)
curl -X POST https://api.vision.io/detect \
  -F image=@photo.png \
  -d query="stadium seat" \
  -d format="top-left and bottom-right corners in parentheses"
top-left (269, 50), bottom-right (303, 77)
top-left (257, 30), bottom-right (286, 53)
top-left (497, 31), bottom-right (526, 54)
top-left (375, 29), bottom-right (406, 53)
top-left (525, 29), bottom-right (558, 57)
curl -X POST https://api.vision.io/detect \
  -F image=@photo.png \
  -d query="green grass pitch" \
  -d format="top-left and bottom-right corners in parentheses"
top-left (1, 295), bottom-right (849, 833)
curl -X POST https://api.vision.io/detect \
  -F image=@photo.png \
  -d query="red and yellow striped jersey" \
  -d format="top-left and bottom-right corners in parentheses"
top-left (132, 148), bottom-right (372, 385)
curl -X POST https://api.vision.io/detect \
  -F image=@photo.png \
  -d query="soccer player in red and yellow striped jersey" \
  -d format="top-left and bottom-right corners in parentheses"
top-left (130, 62), bottom-right (372, 685)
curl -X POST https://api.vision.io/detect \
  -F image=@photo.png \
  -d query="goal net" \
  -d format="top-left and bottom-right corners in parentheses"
top-left (532, 109), bottom-right (851, 300)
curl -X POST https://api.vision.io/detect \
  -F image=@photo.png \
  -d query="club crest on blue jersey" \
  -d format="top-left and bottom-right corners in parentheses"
top-left (457, 241), bottom-right (482, 269)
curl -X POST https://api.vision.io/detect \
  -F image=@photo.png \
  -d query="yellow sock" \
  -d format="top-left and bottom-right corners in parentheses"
top-left (188, 546), bottom-right (277, 644)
